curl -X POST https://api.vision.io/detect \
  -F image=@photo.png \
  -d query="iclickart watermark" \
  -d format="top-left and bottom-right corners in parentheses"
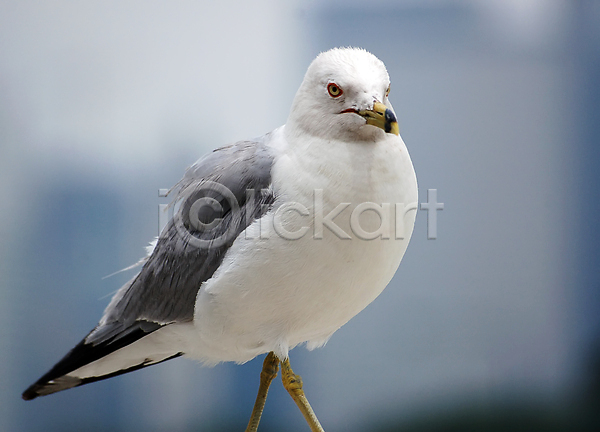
top-left (158, 184), bottom-right (444, 248)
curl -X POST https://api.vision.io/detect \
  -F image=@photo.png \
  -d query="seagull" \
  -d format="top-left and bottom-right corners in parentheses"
top-left (22, 47), bottom-right (418, 432)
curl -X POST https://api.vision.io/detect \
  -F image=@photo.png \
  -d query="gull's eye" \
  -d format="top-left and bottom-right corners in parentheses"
top-left (327, 83), bottom-right (343, 98)
top-left (385, 85), bottom-right (391, 98)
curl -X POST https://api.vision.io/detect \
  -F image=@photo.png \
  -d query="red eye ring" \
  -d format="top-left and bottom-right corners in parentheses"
top-left (327, 83), bottom-right (343, 98)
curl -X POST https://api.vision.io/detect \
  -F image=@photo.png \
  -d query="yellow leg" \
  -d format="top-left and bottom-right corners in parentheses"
top-left (245, 352), bottom-right (280, 432)
top-left (281, 357), bottom-right (325, 432)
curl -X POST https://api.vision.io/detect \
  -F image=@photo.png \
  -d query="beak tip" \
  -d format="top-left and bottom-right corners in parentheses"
top-left (384, 108), bottom-right (397, 124)
top-left (384, 108), bottom-right (399, 136)
top-left (359, 102), bottom-right (400, 135)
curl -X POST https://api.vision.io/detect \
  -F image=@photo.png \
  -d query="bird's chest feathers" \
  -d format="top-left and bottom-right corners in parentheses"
top-left (277, 138), bottom-right (406, 206)
top-left (268, 137), bottom-right (413, 280)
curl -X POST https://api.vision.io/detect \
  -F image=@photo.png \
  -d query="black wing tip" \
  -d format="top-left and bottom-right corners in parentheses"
top-left (22, 375), bottom-right (83, 401)
top-left (21, 352), bottom-right (183, 401)
top-left (20, 321), bottom-right (162, 402)
top-left (22, 388), bottom-right (39, 401)
top-left (21, 321), bottom-right (179, 401)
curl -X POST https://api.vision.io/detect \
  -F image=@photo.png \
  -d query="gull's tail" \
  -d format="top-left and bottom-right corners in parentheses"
top-left (22, 321), bottom-right (182, 400)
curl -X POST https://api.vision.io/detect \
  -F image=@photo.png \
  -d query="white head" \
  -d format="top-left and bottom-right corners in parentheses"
top-left (287, 47), bottom-right (398, 143)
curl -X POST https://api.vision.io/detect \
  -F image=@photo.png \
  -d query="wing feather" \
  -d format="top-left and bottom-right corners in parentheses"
top-left (22, 139), bottom-right (276, 400)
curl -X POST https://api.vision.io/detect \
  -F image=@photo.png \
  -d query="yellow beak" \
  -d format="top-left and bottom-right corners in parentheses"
top-left (358, 101), bottom-right (399, 136)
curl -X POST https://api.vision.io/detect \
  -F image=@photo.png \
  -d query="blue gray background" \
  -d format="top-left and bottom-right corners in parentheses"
top-left (1, 1), bottom-right (599, 431)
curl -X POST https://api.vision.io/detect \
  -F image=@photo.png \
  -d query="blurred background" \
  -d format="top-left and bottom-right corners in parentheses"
top-left (1, 0), bottom-right (599, 430)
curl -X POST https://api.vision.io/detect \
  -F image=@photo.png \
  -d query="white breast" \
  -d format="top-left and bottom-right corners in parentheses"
top-left (187, 128), bottom-right (418, 364)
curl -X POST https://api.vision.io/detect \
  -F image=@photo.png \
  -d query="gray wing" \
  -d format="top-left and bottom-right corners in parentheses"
top-left (22, 138), bottom-right (276, 400)
top-left (92, 138), bottom-right (276, 341)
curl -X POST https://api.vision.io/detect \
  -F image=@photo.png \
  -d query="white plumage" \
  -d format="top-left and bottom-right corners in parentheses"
top-left (23, 48), bottom-right (418, 424)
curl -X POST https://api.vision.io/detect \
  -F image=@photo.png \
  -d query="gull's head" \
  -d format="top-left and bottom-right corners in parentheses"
top-left (287, 47), bottom-right (398, 142)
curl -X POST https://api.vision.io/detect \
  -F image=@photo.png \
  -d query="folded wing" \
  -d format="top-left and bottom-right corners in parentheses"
top-left (22, 139), bottom-right (276, 400)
